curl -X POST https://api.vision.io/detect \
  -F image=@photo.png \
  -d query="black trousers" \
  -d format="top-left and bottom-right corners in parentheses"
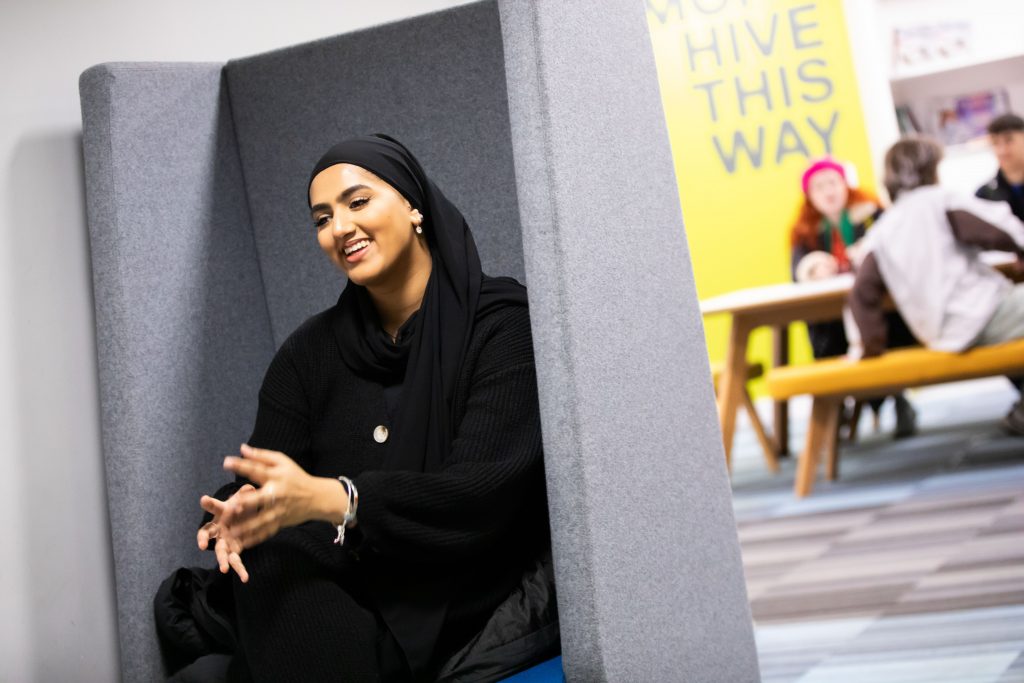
top-left (806, 311), bottom-right (919, 360)
top-left (227, 525), bottom-right (409, 683)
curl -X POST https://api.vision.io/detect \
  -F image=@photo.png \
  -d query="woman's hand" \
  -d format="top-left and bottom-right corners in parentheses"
top-left (197, 484), bottom-right (255, 582)
top-left (795, 251), bottom-right (839, 282)
top-left (809, 254), bottom-right (839, 279)
top-left (220, 444), bottom-right (349, 549)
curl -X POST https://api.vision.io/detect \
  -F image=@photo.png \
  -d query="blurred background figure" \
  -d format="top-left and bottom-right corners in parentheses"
top-left (851, 137), bottom-right (1024, 434)
top-left (977, 113), bottom-right (1024, 221)
top-left (790, 157), bottom-right (918, 438)
top-left (791, 158), bottom-right (879, 287)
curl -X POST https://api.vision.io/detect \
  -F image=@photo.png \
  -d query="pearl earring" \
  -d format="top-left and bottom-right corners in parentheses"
top-left (415, 224), bottom-right (423, 235)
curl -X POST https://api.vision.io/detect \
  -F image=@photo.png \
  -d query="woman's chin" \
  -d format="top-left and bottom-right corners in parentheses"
top-left (344, 270), bottom-right (365, 285)
top-left (342, 265), bottom-right (381, 288)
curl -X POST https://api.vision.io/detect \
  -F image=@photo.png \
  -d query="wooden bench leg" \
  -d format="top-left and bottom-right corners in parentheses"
top-left (740, 387), bottom-right (779, 473)
top-left (795, 396), bottom-right (841, 497)
top-left (846, 399), bottom-right (863, 443)
top-left (771, 324), bottom-right (790, 458)
top-left (825, 409), bottom-right (841, 482)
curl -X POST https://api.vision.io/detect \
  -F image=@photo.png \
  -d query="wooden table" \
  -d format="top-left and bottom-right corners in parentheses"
top-left (701, 252), bottom-right (1020, 468)
top-left (701, 276), bottom-right (854, 467)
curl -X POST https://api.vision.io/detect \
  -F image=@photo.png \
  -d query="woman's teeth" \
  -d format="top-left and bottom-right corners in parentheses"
top-left (344, 240), bottom-right (370, 255)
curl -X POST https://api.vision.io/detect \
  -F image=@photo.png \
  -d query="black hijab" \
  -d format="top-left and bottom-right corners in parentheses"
top-left (308, 134), bottom-right (527, 475)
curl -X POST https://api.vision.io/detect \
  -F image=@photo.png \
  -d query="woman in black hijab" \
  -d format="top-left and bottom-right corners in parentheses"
top-left (195, 135), bottom-right (555, 681)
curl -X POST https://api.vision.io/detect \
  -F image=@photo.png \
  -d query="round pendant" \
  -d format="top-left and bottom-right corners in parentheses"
top-left (373, 425), bottom-right (389, 444)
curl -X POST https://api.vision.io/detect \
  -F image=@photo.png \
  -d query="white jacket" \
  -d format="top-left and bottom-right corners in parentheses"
top-left (860, 185), bottom-right (1024, 352)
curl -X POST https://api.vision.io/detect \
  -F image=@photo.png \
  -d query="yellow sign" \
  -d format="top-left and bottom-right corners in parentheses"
top-left (646, 0), bottom-right (877, 391)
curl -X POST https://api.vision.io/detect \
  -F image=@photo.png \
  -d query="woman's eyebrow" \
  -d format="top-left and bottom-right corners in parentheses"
top-left (310, 184), bottom-right (371, 214)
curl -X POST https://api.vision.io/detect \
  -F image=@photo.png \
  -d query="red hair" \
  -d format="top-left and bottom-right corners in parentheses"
top-left (789, 187), bottom-right (878, 250)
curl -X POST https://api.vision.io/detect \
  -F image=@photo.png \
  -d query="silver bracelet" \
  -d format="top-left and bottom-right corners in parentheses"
top-left (333, 476), bottom-right (359, 545)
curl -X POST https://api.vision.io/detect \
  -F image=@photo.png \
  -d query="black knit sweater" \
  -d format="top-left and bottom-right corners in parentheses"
top-left (217, 300), bottom-right (551, 676)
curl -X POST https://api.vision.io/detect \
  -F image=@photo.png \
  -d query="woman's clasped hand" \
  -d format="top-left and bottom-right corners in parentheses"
top-left (197, 443), bottom-right (349, 582)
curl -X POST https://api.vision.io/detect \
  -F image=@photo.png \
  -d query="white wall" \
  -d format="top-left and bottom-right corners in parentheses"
top-left (841, 0), bottom-right (1024, 195)
top-left (0, 1), bottom-right (474, 681)
top-left (891, 55), bottom-right (1024, 191)
top-left (876, 0), bottom-right (1024, 79)
top-left (843, 0), bottom-right (901, 190)
top-left (871, 0), bottom-right (1024, 193)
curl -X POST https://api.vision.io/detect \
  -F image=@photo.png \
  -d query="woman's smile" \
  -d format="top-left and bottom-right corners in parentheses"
top-left (343, 237), bottom-right (374, 263)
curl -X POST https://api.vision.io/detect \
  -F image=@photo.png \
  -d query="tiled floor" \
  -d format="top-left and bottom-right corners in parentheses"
top-left (729, 378), bottom-right (1024, 683)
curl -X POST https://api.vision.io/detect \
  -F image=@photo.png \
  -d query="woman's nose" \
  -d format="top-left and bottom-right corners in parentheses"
top-left (332, 215), bottom-right (351, 237)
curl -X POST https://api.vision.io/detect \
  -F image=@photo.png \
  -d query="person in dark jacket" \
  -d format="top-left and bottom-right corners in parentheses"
top-left (976, 113), bottom-right (1024, 223)
top-left (194, 135), bottom-right (554, 682)
top-left (789, 157), bottom-right (917, 437)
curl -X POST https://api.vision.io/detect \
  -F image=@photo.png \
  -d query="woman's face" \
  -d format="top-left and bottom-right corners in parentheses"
top-left (806, 168), bottom-right (848, 219)
top-left (309, 163), bottom-right (427, 289)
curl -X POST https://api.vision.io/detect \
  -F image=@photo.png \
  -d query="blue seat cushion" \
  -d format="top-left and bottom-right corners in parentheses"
top-left (499, 656), bottom-right (564, 682)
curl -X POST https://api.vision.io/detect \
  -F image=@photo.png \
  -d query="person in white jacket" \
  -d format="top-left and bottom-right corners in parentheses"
top-left (850, 137), bottom-right (1024, 434)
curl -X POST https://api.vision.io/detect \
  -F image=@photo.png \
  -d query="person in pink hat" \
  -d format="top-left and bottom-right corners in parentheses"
top-left (791, 157), bottom-right (878, 284)
top-left (789, 156), bottom-right (919, 438)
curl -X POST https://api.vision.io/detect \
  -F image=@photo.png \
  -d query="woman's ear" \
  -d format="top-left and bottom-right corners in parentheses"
top-left (411, 209), bottom-right (425, 235)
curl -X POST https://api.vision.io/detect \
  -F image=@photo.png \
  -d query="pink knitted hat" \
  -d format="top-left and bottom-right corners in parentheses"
top-left (801, 157), bottom-right (846, 194)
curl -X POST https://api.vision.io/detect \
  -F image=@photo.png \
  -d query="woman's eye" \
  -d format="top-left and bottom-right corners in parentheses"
top-left (349, 197), bottom-right (369, 210)
top-left (314, 215), bottom-right (330, 230)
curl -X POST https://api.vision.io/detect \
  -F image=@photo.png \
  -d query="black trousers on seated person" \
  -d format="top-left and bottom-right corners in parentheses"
top-left (807, 311), bottom-right (918, 360)
top-left (807, 311), bottom-right (919, 412)
top-left (227, 524), bottom-right (409, 683)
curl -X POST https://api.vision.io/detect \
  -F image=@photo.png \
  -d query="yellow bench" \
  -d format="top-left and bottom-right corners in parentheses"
top-left (765, 338), bottom-right (1024, 497)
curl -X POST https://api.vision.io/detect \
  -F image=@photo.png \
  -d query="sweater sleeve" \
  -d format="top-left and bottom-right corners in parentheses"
top-left (849, 252), bottom-right (890, 358)
top-left (946, 191), bottom-right (1024, 251)
top-left (201, 335), bottom-right (313, 526)
top-left (353, 312), bottom-right (545, 565)
top-left (791, 243), bottom-right (810, 282)
top-left (946, 209), bottom-right (1024, 256)
top-left (246, 337), bottom-right (313, 468)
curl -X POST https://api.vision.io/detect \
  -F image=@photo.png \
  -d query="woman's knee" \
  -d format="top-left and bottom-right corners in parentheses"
top-left (233, 525), bottom-right (340, 598)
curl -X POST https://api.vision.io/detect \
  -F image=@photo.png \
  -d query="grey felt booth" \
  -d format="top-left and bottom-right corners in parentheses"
top-left (79, 1), bottom-right (760, 682)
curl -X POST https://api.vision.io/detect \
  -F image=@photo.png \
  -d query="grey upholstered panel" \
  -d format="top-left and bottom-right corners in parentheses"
top-left (498, 1), bottom-right (761, 681)
top-left (79, 63), bottom-right (275, 682)
top-left (223, 1), bottom-right (523, 346)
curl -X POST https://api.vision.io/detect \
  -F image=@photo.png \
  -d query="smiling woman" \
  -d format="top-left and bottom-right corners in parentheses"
top-left (190, 135), bottom-right (557, 682)
top-left (310, 164), bottom-right (432, 338)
